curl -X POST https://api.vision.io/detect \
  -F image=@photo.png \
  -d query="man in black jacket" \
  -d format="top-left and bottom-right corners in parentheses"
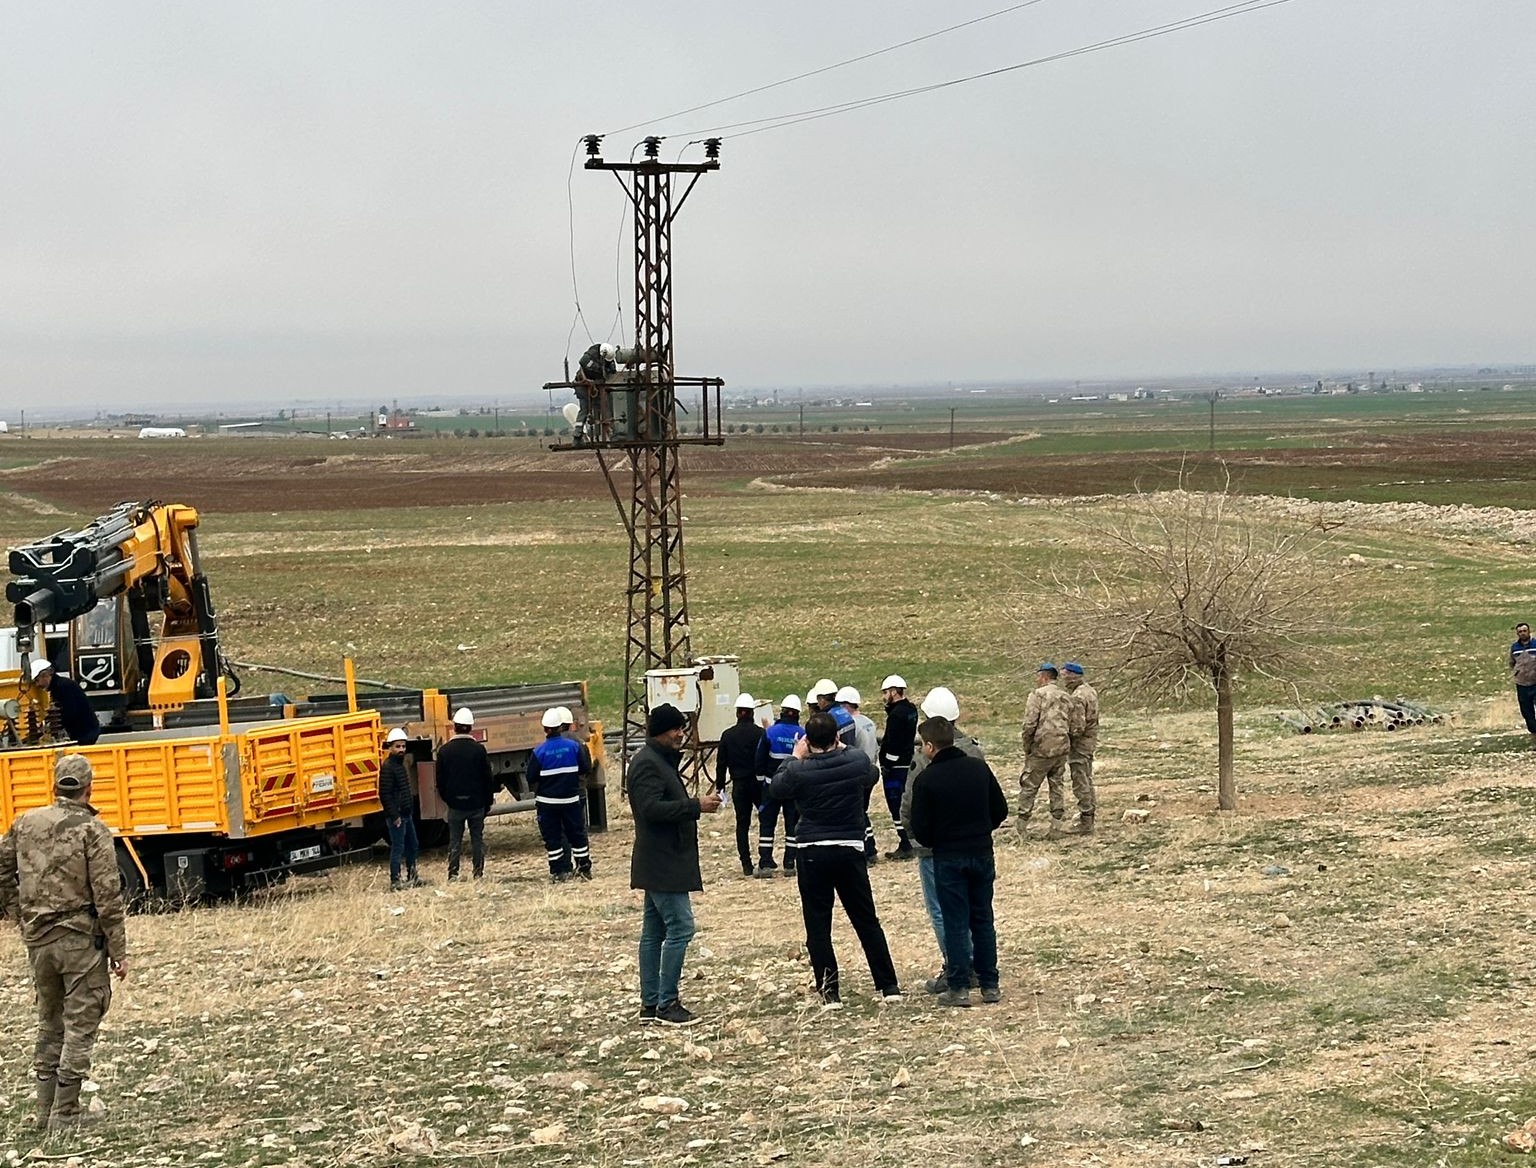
top-left (380, 728), bottom-right (424, 891)
top-left (629, 703), bottom-right (722, 1026)
top-left (714, 694), bottom-right (764, 877)
top-left (909, 716), bottom-right (1009, 1007)
top-left (879, 675), bottom-right (918, 860)
top-left (769, 711), bottom-right (901, 1004)
top-left (28, 662), bottom-right (100, 746)
top-left (435, 707), bottom-right (495, 881)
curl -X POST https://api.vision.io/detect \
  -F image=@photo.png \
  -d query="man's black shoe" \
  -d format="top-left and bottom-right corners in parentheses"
top-left (884, 845), bottom-right (915, 861)
top-left (638, 1004), bottom-right (657, 1024)
top-left (656, 1000), bottom-right (697, 1026)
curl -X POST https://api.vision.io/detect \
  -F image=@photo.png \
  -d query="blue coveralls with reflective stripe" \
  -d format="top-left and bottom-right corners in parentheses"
top-left (755, 716), bottom-right (805, 871)
top-left (530, 735), bottom-right (590, 875)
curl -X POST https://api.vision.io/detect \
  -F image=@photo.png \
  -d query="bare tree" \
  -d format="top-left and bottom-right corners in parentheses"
top-left (1035, 478), bottom-right (1340, 810)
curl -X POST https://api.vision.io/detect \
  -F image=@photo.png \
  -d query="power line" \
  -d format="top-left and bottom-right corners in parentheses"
top-left (674, 0), bottom-right (1299, 142)
top-left (605, 0), bottom-right (1056, 138)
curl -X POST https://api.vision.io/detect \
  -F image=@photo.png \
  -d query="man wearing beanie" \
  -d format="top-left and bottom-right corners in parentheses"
top-left (0, 754), bottom-right (128, 1129)
top-left (628, 703), bottom-right (722, 1026)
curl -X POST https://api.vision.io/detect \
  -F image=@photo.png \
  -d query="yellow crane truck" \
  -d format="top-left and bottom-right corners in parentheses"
top-left (0, 501), bottom-right (606, 898)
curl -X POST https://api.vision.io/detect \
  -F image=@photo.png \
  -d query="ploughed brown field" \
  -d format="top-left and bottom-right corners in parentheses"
top-left (4, 425), bottom-right (1526, 513)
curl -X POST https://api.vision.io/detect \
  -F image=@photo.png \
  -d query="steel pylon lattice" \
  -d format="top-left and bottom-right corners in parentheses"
top-left (546, 136), bottom-right (725, 782)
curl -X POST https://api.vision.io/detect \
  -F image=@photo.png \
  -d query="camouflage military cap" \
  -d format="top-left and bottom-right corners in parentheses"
top-left (54, 753), bottom-right (94, 794)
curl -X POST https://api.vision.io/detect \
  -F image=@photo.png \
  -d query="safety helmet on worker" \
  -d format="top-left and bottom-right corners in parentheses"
top-left (920, 686), bottom-right (960, 721)
top-left (735, 693), bottom-right (756, 711)
top-left (28, 659), bottom-right (53, 681)
top-left (541, 707), bottom-right (565, 728)
top-left (780, 694), bottom-right (803, 713)
top-left (805, 689), bottom-right (819, 710)
top-left (835, 685), bottom-right (861, 706)
top-left (599, 343), bottom-right (617, 361)
top-left (385, 727), bottom-right (409, 744)
top-left (452, 707), bottom-right (475, 727)
top-left (814, 678), bottom-right (837, 698)
top-left (881, 674), bottom-right (907, 692)
top-left (554, 706), bottom-right (574, 725)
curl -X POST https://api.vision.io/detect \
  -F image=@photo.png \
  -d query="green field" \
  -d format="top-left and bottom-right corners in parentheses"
top-left (2, 392), bottom-right (1536, 1165)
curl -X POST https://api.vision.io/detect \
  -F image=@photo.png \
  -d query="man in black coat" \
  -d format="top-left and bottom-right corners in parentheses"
top-left (714, 694), bottom-right (764, 877)
top-left (629, 703), bottom-right (722, 1026)
top-left (380, 728), bottom-right (423, 891)
top-left (909, 716), bottom-right (1009, 1007)
top-left (28, 662), bottom-right (100, 746)
top-left (879, 675), bottom-right (919, 860)
top-left (434, 707), bottom-right (495, 881)
top-left (769, 711), bottom-right (901, 1005)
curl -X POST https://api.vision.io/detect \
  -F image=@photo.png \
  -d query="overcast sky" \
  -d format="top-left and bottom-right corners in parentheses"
top-left (2, 1), bottom-right (1531, 412)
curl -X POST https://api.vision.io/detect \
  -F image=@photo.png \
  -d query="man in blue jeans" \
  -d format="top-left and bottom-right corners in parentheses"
top-left (628, 703), bottom-right (723, 1026)
top-left (909, 715), bottom-right (1009, 1007)
top-left (899, 686), bottom-right (987, 992)
top-left (380, 727), bottom-right (424, 890)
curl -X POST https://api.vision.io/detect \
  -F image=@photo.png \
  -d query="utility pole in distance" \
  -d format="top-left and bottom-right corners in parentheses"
top-left (949, 406), bottom-right (957, 450)
top-left (1205, 390), bottom-right (1220, 452)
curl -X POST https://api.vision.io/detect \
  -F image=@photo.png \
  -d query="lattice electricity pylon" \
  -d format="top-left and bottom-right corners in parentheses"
top-left (541, 134), bottom-right (725, 782)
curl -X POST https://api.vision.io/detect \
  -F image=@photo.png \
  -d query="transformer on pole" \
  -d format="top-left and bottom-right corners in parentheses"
top-left (543, 134), bottom-right (726, 783)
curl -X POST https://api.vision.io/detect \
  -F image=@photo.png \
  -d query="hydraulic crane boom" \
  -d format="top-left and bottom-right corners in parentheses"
top-left (5, 501), bottom-right (236, 730)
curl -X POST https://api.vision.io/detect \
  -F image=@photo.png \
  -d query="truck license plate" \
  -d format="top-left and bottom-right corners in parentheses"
top-left (289, 845), bottom-right (322, 864)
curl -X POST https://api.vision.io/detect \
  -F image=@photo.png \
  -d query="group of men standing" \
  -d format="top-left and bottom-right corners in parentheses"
top-left (629, 668), bottom-right (1103, 1022)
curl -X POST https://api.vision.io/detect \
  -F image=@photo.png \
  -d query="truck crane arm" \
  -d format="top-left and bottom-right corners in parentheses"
top-left (6, 500), bottom-right (237, 712)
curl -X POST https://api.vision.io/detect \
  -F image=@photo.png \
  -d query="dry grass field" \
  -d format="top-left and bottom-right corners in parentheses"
top-left (2, 424), bottom-right (1536, 1166)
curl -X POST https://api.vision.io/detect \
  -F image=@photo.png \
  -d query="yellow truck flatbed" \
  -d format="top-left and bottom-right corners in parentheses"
top-left (0, 709), bottom-right (383, 899)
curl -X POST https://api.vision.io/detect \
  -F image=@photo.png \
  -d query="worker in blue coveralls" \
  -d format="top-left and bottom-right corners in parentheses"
top-left (753, 694), bottom-right (806, 878)
top-left (528, 706), bottom-right (593, 883)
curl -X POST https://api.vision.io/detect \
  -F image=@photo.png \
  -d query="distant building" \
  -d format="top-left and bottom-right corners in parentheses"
top-left (138, 426), bottom-right (188, 439)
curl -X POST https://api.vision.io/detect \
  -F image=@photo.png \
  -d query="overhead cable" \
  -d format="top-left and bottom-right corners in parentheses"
top-left (605, 0), bottom-right (1056, 138)
top-left (675, 0), bottom-right (1299, 142)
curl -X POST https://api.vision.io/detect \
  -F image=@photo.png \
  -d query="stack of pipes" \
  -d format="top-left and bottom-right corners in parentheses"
top-left (1275, 698), bottom-right (1444, 735)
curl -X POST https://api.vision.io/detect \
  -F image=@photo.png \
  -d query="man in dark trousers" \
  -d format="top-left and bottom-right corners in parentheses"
top-left (629, 703), bottom-right (722, 1026)
top-left (769, 711), bottom-right (902, 1005)
top-left (435, 706), bottom-right (495, 881)
top-left (753, 694), bottom-right (806, 878)
top-left (1511, 623), bottom-right (1536, 736)
top-left (380, 728), bottom-right (423, 891)
top-left (529, 706), bottom-right (594, 883)
top-left (878, 674), bottom-right (918, 860)
top-left (909, 716), bottom-right (1009, 1008)
top-left (715, 694), bottom-right (765, 877)
top-left (27, 661), bottom-right (100, 746)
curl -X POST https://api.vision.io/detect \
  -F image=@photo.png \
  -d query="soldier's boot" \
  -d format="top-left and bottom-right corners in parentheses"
top-left (48, 1078), bottom-right (103, 1129)
top-left (1046, 817), bottom-right (1067, 840)
top-left (1071, 815), bottom-right (1095, 835)
top-left (32, 1076), bottom-right (56, 1129)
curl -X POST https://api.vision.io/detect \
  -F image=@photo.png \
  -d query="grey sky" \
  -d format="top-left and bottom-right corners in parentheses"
top-left (2, 1), bottom-right (1531, 411)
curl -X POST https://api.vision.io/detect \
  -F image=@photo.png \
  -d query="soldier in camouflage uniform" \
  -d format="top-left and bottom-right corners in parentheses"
top-left (1062, 662), bottom-right (1099, 834)
top-left (1017, 664), bottom-right (1073, 839)
top-left (0, 754), bottom-right (129, 1129)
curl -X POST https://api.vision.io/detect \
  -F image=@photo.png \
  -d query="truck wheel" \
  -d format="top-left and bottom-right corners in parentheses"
top-left (586, 763), bottom-right (609, 834)
top-left (415, 816), bottom-right (450, 849)
top-left (115, 844), bottom-right (148, 908)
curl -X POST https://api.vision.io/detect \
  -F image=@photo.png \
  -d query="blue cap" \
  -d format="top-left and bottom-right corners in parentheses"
top-left (1063, 662), bottom-right (1084, 675)
top-left (1037, 662), bottom-right (1057, 673)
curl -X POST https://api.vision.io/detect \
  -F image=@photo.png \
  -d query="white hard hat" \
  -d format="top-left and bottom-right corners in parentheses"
top-left (920, 686), bottom-right (960, 721)
top-left (781, 694), bottom-right (803, 712)
top-left (734, 693), bottom-right (756, 710)
top-left (599, 343), bottom-right (617, 360)
top-left (805, 689), bottom-right (819, 709)
top-left (452, 707), bottom-right (475, 727)
top-left (814, 678), bottom-right (837, 697)
top-left (29, 659), bottom-right (53, 681)
top-left (541, 707), bottom-right (564, 728)
top-left (881, 674), bottom-right (907, 691)
top-left (385, 727), bottom-right (408, 744)
top-left (835, 685), bottom-right (860, 705)
top-left (555, 706), bottom-right (574, 725)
